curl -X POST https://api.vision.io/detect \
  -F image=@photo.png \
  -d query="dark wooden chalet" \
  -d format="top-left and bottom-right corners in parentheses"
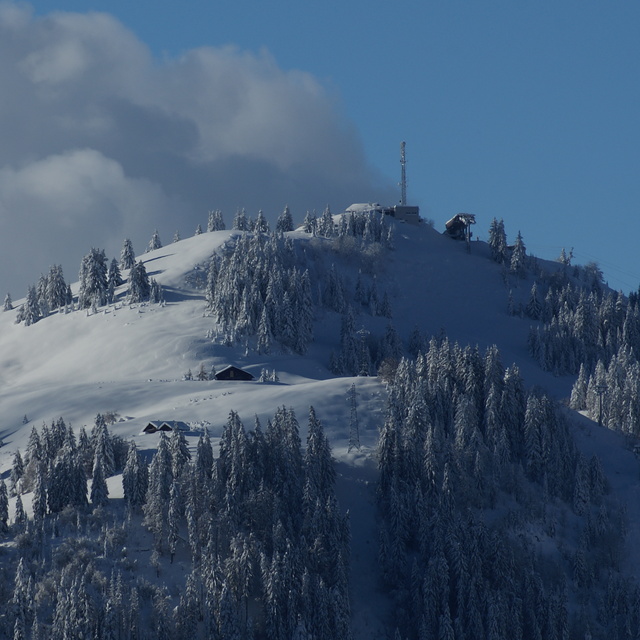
top-left (214, 365), bottom-right (254, 381)
top-left (143, 420), bottom-right (189, 434)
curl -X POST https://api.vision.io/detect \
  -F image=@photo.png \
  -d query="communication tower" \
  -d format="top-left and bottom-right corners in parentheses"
top-left (400, 141), bottom-right (407, 206)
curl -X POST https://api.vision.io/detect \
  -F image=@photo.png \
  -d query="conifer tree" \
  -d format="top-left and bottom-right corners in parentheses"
top-left (93, 418), bottom-right (115, 478)
top-left (144, 432), bottom-right (173, 550)
top-left (10, 450), bottom-right (24, 496)
top-left (120, 238), bottom-right (136, 270)
top-left (257, 306), bottom-right (273, 354)
top-left (22, 285), bottom-right (41, 326)
top-left (148, 229), bottom-right (162, 252)
top-left (107, 258), bottom-right (123, 289)
top-left (170, 427), bottom-right (191, 479)
top-left (31, 462), bottom-right (47, 523)
top-left (168, 481), bottom-right (181, 563)
top-left (510, 231), bottom-right (527, 278)
top-left (90, 457), bottom-right (109, 507)
top-left (149, 278), bottom-right (164, 303)
top-left (78, 248), bottom-right (108, 308)
top-left (276, 205), bottom-right (294, 232)
top-left (0, 478), bottom-right (8, 533)
top-left (488, 218), bottom-right (508, 263)
top-left (233, 208), bottom-right (248, 231)
top-left (3, 292), bottom-right (12, 311)
top-left (13, 494), bottom-right (26, 531)
top-left (46, 264), bottom-right (68, 311)
top-left (129, 261), bottom-right (151, 303)
top-left (339, 309), bottom-right (358, 376)
top-left (318, 205), bottom-right (334, 237)
top-left (205, 257), bottom-right (219, 310)
top-left (123, 441), bottom-right (148, 509)
top-left (255, 209), bottom-right (270, 233)
top-left (526, 282), bottom-right (543, 319)
top-left (302, 210), bottom-right (317, 234)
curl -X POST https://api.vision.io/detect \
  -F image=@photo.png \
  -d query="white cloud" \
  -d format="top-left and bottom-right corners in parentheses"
top-left (0, 2), bottom-right (393, 297)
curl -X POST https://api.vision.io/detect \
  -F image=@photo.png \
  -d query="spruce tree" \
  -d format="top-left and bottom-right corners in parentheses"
top-left (276, 205), bottom-right (294, 232)
top-left (488, 218), bottom-right (508, 263)
top-left (255, 209), bottom-right (270, 233)
top-left (233, 208), bottom-right (248, 231)
top-left (170, 427), bottom-right (191, 479)
top-left (123, 441), bottom-right (148, 509)
top-left (510, 231), bottom-right (527, 278)
top-left (129, 261), bottom-right (151, 303)
top-left (90, 457), bottom-right (109, 507)
top-left (78, 248), bottom-right (108, 308)
top-left (22, 285), bottom-right (41, 326)
top-left (9, 450), bottom-right (24, 496)
top-left (144, 433), bottom-right (173, 550)
top-left (148, 229), bottom-right (162, 252)
top-left (120, 238), bottom-right (136, 270)
top-left (0, 478), bottom-right (8, 533)
top-left (168, 481), bottom-right (181, 563)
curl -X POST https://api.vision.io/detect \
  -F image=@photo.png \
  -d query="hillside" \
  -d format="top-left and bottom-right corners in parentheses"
top-left (0, 216), bottom-right (638, 639)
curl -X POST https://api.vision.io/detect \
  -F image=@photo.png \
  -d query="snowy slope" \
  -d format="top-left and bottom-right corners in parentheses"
top-left (0, 219), bottom-right (636, 637)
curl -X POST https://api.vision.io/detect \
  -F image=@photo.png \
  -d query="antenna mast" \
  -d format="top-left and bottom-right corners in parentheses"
top-left (399, 141), bottom-right (407, 205)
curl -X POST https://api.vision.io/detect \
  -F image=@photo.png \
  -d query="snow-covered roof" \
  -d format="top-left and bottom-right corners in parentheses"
top-left (344, 203), bottom-right (384, 214)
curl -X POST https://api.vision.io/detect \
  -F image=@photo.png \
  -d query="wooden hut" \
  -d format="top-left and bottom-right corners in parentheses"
top-left (214, 365), bottom-right (254, 381)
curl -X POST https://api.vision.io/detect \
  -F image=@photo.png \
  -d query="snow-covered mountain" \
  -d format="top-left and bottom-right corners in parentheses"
top-left (1, 215), bottom-right (638, 639)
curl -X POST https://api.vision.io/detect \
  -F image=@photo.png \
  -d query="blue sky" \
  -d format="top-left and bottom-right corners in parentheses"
top-left (4, 1), bottom-right (640, 294)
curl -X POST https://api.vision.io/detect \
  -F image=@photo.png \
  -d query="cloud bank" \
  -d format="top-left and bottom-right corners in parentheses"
top-left (0, 2), bottom-right (393, 298)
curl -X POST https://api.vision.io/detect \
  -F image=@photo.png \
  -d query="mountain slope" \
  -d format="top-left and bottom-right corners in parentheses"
top-left (0, 218), bottom-right (637, 639)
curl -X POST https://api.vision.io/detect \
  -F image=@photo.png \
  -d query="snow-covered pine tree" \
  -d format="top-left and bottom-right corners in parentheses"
top-left (31, 462), bottom-right (47, 523)
top-left (123, 441), bottom-right (148, 509)
top-left (36, 274), bottom-right (49, 318)
top-left (167, 481), bottom-right (181, 563)
top-left (208, 209), bottom-right (226, 231)
top-left (9, 450), bottom-right (24, 496)
top-left (318, 206), bottom-right (334, 237)
top-left (0, 478), bottom-right (8, 533)
top-left (3, 292), bottom-right (12, 311)
top-left (257, 306), bottom-right (273, 354)
top-left (322, 264), bottom-right (345, 313)
top-left (78, 248), bottom-right (108, 308)
top-left (233, 208), bottom-right (248, 231)
top-left (120, 238), bottom-right (136, 271)
top-left (13, 494), bottom-right (26, 531)
top-left (148, 229), bottom-right (162, 252)
top-left (525, 282), bottom-right (543, 320)
top-left (276, 205), bottom-right (294, 232)
top-left (487, 218), bottom-right (508, 264)
top-left (170, 427), bottom-right (191, 479)
top-left (149, 278), bottom-right (164, 304)
top-left (509, 231), bottom-right (527, 278)
top-left (302, 210), bottom-right (317, 235)
top-left (90, 456), bottom-right (109, 507)
top-left (254, 209), bottom-right (270, 234)
top-left (129, 261), bottom-right (151, 303)
top-left (22, 285), bottom-right (41, 326)
top-left (46, 264), bottom-right (68, 312)
top-left (107, 258), bottom-right (123, 289)
top-left (144, 432), bottom-right (173, 550)
top-left (339, 309), bottom-right (358, 376)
